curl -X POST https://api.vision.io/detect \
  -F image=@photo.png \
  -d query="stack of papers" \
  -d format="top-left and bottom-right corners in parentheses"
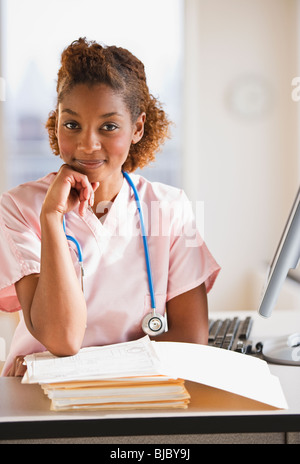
top-left (40, 378), bottom-right (190, 411)
top-left (22, 335), bottom-right (288, 411)
top-left (22, 337), bottom-right (190, 410)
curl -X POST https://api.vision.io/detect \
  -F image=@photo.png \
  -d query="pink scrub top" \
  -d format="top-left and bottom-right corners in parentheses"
top-left (0, 172), bottom-right (220, 375)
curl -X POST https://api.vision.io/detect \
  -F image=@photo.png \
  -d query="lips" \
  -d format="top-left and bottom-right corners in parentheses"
top-left (75, 159), bottom-right (106, 170)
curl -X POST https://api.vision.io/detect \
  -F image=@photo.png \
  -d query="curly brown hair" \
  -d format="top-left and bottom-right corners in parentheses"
top-left (46, 38), bottom-right (171, 172)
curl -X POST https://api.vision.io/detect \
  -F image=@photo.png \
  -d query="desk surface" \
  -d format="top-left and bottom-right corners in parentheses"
top-left (0, 311), bottom-right (300, 440)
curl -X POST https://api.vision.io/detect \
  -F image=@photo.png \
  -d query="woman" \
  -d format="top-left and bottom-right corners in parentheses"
top-left (0, 38), bottom-right (220, 376)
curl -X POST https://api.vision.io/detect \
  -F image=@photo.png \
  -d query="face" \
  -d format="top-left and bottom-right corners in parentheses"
top-left (56, 83), bottom-right (145, 185)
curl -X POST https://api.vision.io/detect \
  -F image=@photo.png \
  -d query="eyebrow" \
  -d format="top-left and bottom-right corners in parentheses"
top-left (61, 109), bottom-right (123, 118)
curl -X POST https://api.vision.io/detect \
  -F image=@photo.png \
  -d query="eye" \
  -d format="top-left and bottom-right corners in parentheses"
top-left (63, 121), bottom-right (79, 130)
top-left (101, 123), bottom-right (118, 132)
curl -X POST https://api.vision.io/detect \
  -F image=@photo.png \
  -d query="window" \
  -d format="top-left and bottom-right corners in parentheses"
top-left (1, 0), bottom-right (183, 189)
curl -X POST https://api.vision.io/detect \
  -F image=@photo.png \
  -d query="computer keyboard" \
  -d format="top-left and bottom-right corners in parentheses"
top-left (208, 316), bottom-right (253, 353)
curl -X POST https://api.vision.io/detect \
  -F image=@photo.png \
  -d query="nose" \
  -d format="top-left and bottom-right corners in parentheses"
top-left (78, 129), bottom-right (101, 154)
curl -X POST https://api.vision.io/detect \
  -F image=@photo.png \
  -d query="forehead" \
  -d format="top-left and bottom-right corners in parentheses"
top-left (58, 83), bottom-right (129, 115)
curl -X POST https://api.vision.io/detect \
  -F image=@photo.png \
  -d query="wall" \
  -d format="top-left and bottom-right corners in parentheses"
top-left (0, 0), bottom-right (7, 194)
top-left (183, 0), bottom-right (300, 312)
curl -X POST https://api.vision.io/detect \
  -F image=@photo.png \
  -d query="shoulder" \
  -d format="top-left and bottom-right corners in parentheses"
top-left (0, 173), bottom-right (56, 223)
top-left (1, 173), bottom-right (55, 205)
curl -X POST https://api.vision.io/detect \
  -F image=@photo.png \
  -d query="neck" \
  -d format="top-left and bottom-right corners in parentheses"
top-left (92, 170), bottom-right (124, 214)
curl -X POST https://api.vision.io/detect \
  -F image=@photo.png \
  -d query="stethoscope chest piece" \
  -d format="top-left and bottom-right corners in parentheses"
top-left (142, 311), bottom-right (166, 336)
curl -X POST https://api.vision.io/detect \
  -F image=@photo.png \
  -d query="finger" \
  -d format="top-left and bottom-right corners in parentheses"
top-left (73, 183), bottom-right (91, 215)
top-left (78, 198), bottom-right (89, 217)
top-left (89, 183), bottom-right (100, 207)
top-left (59, 166), bottom-right (96, 214)
top-left (76, 182), bottom-right (90, 201)
top-left (71, 177), bottom-right (95, 210)
top-left (71, 175), bottom-right (91, 195)
top-left (91, 182), bottom-right (100, 192)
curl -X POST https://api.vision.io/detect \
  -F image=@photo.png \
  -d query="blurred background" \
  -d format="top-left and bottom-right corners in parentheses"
top-left (0, 0), bottom-right (299, 323)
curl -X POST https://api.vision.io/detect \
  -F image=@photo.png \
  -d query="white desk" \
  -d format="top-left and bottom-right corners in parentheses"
top-left (0, 311), bottom-right (300, 444)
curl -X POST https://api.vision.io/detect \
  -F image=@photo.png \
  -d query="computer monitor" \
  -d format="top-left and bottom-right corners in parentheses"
top-left (258, 185), bottom-right (300, 365)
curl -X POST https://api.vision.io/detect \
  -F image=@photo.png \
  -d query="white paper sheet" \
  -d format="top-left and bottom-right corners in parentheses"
top-left (152, 341), bottom-right (288, 409)
top-left (23, 336), bottom-right (162, 384)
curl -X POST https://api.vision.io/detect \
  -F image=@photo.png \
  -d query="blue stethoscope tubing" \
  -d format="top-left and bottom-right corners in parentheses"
top-left (122, 171), bottom-right (156, 312)
top-left (62, 172), bottom-right (165, 335)
top-left (62, 215), bottom-right (84, 291)
top-left (62, 217), bottom-right (83, 264)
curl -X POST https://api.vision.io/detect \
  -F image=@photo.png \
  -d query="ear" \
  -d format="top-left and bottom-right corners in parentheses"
top-left (131, 112), bottom-right (146, 144)
top-left (53, 110), bottom-right (62, 158)
top-left (54, 110), bottom-right (58, 137)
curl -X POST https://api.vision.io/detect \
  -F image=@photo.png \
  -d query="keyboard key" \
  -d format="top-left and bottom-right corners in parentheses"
top-left (208, 319), bottom-right (222, 342)
top-left (226, 317), bottom-right (239, 337)
top-left (208, 316), bottom-right (253, 352)
top-left (235, 340), bottom-right (246, 353)
top-left (238, 317), bottom-right (253, 340)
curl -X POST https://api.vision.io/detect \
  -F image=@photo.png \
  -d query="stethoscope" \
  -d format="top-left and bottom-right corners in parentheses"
top-left (62, 171), bottom-right (166, 337)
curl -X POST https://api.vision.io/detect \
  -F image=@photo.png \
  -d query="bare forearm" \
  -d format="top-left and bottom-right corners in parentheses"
top-left (28, 211), bottom-right (87, 355)
top-left (15, 166), bottom-right (98, 356)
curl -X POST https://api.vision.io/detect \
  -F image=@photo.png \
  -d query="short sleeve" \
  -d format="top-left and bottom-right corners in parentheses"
top-left (166, 190), bottom-right (220, 301)
top-left (0, 192), bottom-right (41, 312)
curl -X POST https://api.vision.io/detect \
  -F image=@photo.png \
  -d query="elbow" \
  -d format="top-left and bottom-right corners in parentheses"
top-left (47, 340), bottom-right (82, 358)
top-left (27, 314), bottom-right (86, 358)
top-left (43, 330), bottom-right (84, 358)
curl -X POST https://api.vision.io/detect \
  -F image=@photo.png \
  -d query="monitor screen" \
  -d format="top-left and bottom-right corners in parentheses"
top-left (258, 186), bottom-right (300, 318)
top-left (258, 185), bottom-right (300, 365)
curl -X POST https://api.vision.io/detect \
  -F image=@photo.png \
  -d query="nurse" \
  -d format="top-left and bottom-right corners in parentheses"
top-left (0, 38), bottom-right (220, 376)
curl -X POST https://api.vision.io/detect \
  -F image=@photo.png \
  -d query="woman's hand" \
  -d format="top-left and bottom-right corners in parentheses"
top-left (42, 164), bottom-right (99, 217)
top-left (7, 356), bottom-right (26, 377)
